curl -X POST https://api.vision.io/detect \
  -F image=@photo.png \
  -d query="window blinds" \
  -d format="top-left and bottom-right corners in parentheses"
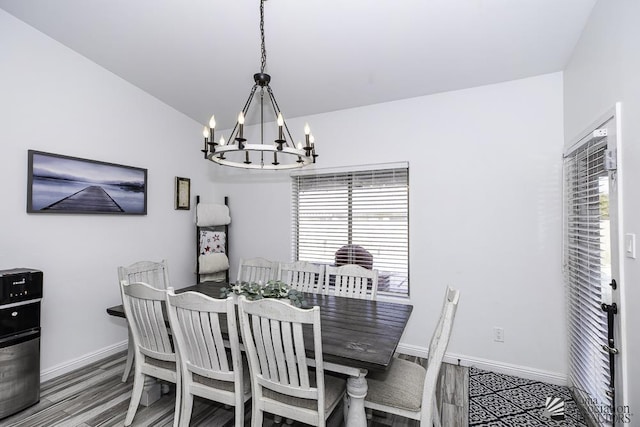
top-left (563, 135), bottom-right (612, 414)
top-left (292, 166), bottom-right (409, 295)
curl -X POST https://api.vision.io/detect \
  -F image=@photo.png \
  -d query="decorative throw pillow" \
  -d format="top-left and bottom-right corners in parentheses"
top-left (199, 230), bottom-right (226, 255)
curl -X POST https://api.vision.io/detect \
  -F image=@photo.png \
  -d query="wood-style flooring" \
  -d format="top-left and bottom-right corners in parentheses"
top-left (0, 351), bottom-right (468, 427)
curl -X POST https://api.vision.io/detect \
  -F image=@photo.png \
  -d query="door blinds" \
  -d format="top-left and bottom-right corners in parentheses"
top-left (563, 135), bottom-right (612, 414)
top-left (291, 166), bottom-right (409, 295)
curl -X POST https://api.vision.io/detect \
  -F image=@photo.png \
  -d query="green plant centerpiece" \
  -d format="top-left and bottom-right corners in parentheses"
top-left (220, 280), bottom-right (307, 308)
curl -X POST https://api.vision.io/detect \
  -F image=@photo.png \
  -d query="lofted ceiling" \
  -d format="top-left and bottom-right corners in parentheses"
top-left (0, 0), bottom-right (596, 130)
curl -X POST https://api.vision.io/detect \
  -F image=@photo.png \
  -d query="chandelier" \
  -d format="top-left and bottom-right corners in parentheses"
top-left (200, 0), bottom-right (317, 170)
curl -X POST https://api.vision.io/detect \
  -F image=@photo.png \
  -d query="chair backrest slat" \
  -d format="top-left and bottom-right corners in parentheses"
top-left (292, 322), bottom-right (311, 388)
top-left (422, 287), bottom-right (460, 423)
top-left (271, 319), bottom-right (290, 385)
top-left (238, 257), bottom-right (277, 283)
top-left (118, 260), bottom-right (170, 290)
top-left (167, 291), bottom-right (238, 377)
top-left (324, 264), bottom-right (378, 300)
top-left (121, 281), bottom-right (174, 360)
top-left (278, 261), bottom-right (325, 293)
top-left (428, 287), bottom-right (457, 358)
top-left (280, 321), bottom-right (298, 386)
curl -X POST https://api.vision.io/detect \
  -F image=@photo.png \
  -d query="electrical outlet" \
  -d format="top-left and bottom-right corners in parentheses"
top-left (494, 327), bottom-right (504, 343)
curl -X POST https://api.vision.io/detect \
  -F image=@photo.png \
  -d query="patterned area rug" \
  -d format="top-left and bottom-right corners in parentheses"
top-left (469, 367), bottom-right (588, 426)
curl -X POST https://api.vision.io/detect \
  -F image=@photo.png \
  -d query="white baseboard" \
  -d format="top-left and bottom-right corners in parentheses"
top-left (40, 340), bottom-right (128, 383)
top-left (40, 340), bottom-right (567, 387)
top-left (396, 343), bottom-right (568, 386)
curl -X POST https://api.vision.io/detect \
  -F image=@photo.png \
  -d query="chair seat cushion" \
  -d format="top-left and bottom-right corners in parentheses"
top-left (193, 361), bottom-right (251, 394)
top-left (365, 358), bottom-right (426, 412)
top-left (263, 373), bottom-right (346, 412)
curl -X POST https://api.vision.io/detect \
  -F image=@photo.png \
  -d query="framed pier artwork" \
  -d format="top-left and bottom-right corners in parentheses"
top-left (27, 150), bottom-right (147, 215)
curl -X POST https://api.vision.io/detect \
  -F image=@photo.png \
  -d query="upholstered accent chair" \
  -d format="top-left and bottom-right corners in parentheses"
top-left (363, 286), bottom-right (460, 426)
top-left (334, 244), bottom-right (373, 269)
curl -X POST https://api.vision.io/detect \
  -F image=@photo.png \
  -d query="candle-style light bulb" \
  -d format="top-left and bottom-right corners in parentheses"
top-left (276, 112), bottom-right (284, 141)
top-left (310, 132), bottom-right (317, 162)
top-left (209, 115), bottom-right (216, 129)
top-left (304, 123), bottom-right (311, 148)
top-left (296, 141), bottom-right (304, 163)
top-left (237, 112), bottom-right (245, 141)
top-left (219, 135), bottom-right (225, 145)
top-left (202, 126), bottom-right (209, 157)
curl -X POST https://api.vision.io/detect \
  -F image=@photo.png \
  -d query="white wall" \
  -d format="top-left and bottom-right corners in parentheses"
top-left (563, 0), bottom-right (640, 413)
top-left (0, 10), bottom-right (223, 378)
top-left (0, 8), bottom-right (569, 384)
top-left (212, 73), bottom-right (568, 381)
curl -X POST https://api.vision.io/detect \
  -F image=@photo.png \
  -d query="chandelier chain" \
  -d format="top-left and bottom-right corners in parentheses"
top-left (260, 0), bottom-right (266, 73)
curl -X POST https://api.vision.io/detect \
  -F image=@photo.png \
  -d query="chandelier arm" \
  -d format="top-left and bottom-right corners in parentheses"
top-left (266, 88), bottom-right (295, 148)
top-left (242, 84), bottom-right (260, 116)
top-left (226, 84), bottom-right (259, 146)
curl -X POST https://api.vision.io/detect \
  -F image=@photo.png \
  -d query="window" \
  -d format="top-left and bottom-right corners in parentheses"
top-left (292, 164), bottom-right (409, 295)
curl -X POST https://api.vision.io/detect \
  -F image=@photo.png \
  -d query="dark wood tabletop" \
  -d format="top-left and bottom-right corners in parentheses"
top-left (107, 282), bottom-right (413, 372)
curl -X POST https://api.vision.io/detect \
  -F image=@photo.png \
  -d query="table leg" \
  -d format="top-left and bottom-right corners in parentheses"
top-left (139, 376), bottom-right (161, 406)
top-left (345, 369), bottom-right (368, 427)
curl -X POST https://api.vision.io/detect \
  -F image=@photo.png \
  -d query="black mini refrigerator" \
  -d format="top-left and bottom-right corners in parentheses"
top-left (0, 268), bottom-right (43, 420)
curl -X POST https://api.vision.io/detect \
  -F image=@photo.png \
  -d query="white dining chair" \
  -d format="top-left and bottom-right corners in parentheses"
top-left (118, 259), bottom-right (170, 382)
top-left (238, 297), bottom-right (346, 426)
top-left (277, 261), bottom-right (325, 293)
top-left (166, 289), bottom-right (250, 427)
top-left (324, 264), bottom-right (379, 300)
top-left (237, 257), bottom-right (277, 283)
top-left (363, 286), bottom-right (460, 426)
top-left (120, 281), bottom-right (180, 427)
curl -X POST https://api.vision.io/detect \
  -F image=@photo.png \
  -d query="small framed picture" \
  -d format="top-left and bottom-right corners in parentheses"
top-left (175, 177), bottom-right (190, 210)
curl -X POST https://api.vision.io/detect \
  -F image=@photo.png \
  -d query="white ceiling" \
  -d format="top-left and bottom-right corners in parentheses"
top-left (0, 0), bottom-right (596, 129)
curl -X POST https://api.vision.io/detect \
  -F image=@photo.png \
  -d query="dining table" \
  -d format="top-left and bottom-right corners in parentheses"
top-left (106, 281), bottom-right (413, 427)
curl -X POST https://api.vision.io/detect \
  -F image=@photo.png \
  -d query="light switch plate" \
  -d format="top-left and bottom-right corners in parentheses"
top-left (625, 233), bottom-right (636, 259)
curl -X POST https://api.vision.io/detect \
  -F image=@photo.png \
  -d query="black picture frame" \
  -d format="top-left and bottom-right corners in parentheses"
top-left (175, 177), bottom-right (190, 210)
top-left (27, 150), bottom-right (147, 215)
